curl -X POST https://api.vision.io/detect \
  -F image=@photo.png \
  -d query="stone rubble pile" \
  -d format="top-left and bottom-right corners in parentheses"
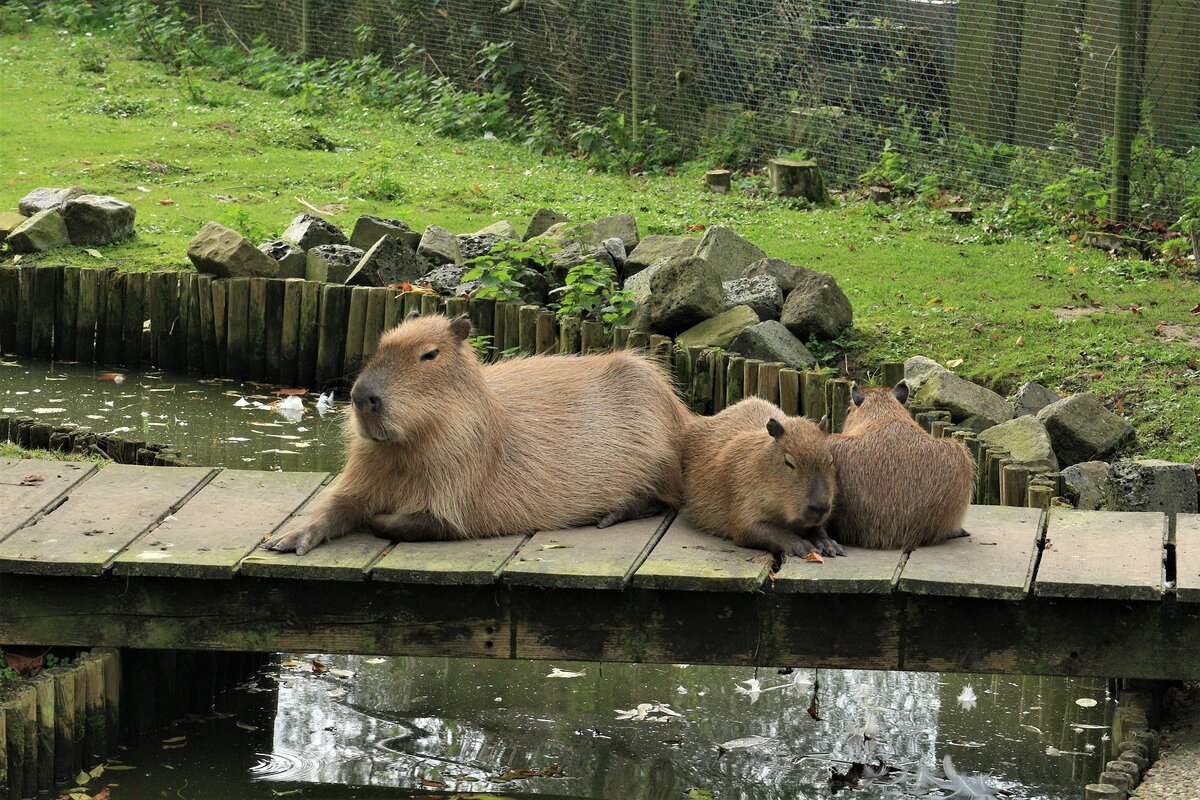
top-left (2, 186), bottom-right (137, 253)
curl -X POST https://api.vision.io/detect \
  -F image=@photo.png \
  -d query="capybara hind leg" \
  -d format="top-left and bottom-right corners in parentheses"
top-left (597, 497), bottom-right (669, 528)
top-left (804, 526), bottom-right (846, 557)
top-left (370, 511), bottom-right (455, 541)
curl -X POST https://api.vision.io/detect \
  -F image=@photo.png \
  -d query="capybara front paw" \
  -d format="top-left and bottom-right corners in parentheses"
top-left (811, 531), bottom-right (847, 557)
top-left (262, 524), bottom-right (325, 556)
top-left (785, 537), bottom-right (818, 557)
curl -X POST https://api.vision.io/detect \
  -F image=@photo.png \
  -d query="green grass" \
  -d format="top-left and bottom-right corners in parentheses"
top-left (2, 27), bottom-right (1199, 461)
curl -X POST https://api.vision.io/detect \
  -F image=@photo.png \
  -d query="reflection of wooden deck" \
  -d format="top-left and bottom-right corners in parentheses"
top-left (1, 458), bottom-right (1195, 679)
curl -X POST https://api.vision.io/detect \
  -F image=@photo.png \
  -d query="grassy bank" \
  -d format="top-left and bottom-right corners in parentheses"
top-left (1, 27), bottom-right (1198, 460)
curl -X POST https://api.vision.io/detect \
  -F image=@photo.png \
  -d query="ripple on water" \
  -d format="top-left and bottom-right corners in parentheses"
top-left (249, 749), bottom-right (312, 781)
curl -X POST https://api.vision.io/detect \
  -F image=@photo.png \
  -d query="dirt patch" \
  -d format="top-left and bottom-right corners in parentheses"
top-left (1155, 323), bottom-right (1200, 349)
top-left (1052, 306), bottom-right (1102, 320)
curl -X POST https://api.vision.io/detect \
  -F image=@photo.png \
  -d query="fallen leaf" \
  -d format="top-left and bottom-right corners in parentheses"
top-left (716, 735), bottom-right (775, 755)
top-left (89, 765), bottom-right (104, 780)
top-left (1015, 336), bottom-right (1025, 346)
top-left (364, 657), bottom-right (387, 664)
top-left (20, 475), bottom-right (44, 486)
top-left (84, 249), bottom-right (104, 259)
top-left (76, 771), bottom-right (91, 786)
top-left (92, 789), bottom-right (110, 800)
top-left (1191, 303), bottom-right (1200, 315)
top-left (1068, 233), bottom-right (1079, 242)
top-left (157, 199), bottom-right (176, 205)
top-left (328, 668), bottom-right (355, 679)
top-left (946, 358), bottom-right (964, 368)
top-left (804, 552), bottom-right (824, 563)
top-left (236, 721), bottom-right (259, 731)
top-left (540, 542), bottom-right (572, 550)
top-left (686, 224), bottom-right (706, 232)
top-left (1076, 697), bottom-right (1099, 708)
top-left (5, 651), bottom-right (45, 675)
top-left (418, 778), bottom-right (448, 789)
top-left (926, 295), bottom-right (943, 306)
top-left (161, 735), bottom-right (186, 745)
top-left (546, 667), bottom-right (586, 678)
top-left (1130, 304), bottom-right (1142, 314)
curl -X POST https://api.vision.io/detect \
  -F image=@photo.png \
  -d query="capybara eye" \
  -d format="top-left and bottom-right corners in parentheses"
top-left (784, 455), bottom-right (796, 470)
top-left (420, 349), bottom-right (439, 361)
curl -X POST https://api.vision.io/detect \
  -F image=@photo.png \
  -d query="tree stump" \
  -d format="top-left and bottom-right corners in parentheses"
top-left (946, 206), bottom-right (974, 223)
top-left (767, 158), bottom-right (828, 203)
top-left (703, 169), bottom-right (732, 194)
top-left (867, 185), bottom-right (893, 203)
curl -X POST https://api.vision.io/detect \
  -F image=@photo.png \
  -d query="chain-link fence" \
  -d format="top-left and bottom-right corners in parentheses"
top-left (184, 0), bottom-right (1199, 221)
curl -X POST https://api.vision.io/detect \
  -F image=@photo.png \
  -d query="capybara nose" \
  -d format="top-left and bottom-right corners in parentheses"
top-left (352, 388), bottom-right (381, 414)
top-left (807, 502), bottom-right (830, 520)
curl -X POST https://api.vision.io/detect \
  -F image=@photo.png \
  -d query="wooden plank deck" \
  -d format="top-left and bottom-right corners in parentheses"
top-left (0, 460), bottom-right (1195, 679)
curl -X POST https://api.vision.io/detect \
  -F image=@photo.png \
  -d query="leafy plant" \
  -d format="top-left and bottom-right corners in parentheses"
top-left (1041, 166), bottom-right (1109, 217)
top-left (76, 39), bottom-right (108, 73)
top-left (570, 107), bottom-right (682, 174)
top-left (469, 334), bottom-right (493, 361)
top-left (859, 139), bottom-right (915, 194)
top-left (1174, 191), bottom-right (1200, 263)
top-left (222, 208), bottom-right (271, 244)
top-left (462, 239), bottom-right (551, 301)
top-left (551, 258), bottom-right (636, 327)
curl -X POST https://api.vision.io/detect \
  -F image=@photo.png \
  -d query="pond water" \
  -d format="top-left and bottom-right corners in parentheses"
top-left (3, 360), bottom-right (1119, 799)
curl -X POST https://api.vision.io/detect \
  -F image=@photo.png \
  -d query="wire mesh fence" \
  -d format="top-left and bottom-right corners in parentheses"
top-left (180, 0), bottom-right (1198, 219)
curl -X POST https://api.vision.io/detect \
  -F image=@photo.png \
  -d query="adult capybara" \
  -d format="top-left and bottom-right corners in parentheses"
top-left (682, 397), bottom-right (842, 558)
top-left (829, 381), bottom-right (975, 551)
top-left (264, 312), bottom-right (689, 554)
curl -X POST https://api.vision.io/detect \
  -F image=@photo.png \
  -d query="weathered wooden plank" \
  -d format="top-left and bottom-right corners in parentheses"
top-left (73, 268), bottom-right (99, 364)
top-left (778, 368), bottom-right (801, 416)
top-left (15, 265), bottom-right (34, 358)
top-left (802, 371), bottom-right (828, 422)
top-left (30, 266), bottom-right (58, 361)
top-left (518, 304), bottom-right (538, 356)
top-left (122, 271), bottom-right (146, 368)
top-left (155, 271), bottom-right (181, 371)
top-left (100, 270), bottom-right (124, 366)
top-left (372, 534), bottom-right (528, 585)
top-left (56, 266), bottom-right (80, 362)
top-left (315, 285), bottom-right (349, 387)
top-left (263, 278), bottom-right (285, 382)
top-left (297, 280), bottom-right (320, 388)
top-left (246, 277), bottom-right (268, 381)
top-left (0, 460), bottom-right (99, 544)
top-left (196, 274), bottom-right (217, 375)
top-left (535, 309), bottom-right (556, 354)
top-left (632, 512), bottom-right (771, 591)
top-left (0, 267), bottom-right (18, 355)
top-left (343, 285), bottom-right (369, 377)
top-left (420, 292), bottom-right (440, 316)
top-left (279, 279), bottom-right (303, 388)
top-left (898, 505), bottom-right (1043, 600)
top-left (112, 469), bottom-right (327, 578)
top-left (501, 516), bottom-right (669, 590)
top-left (0, 464), bottom-right (214, 576)
top-left (224, 277), bottom-right (250, 379)
top-left (1034, 508), bottom-right (1166, 600)
top-left (772, 546), bottom-right (905, 594)
top-left (383, 287), bottom-right (404, 332)
top-left (183, 272), bottom-right (204, 374)
top-left (209, 277), bottom-right (228, 376)
top-left (361, 287), bottom-right (388, 362)
top-left (1172, 514), bottom-right (1200, 603)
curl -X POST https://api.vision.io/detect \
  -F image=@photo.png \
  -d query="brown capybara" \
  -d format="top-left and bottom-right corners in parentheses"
top-left (264, 312), bottom-right (690, 555)
top-left (828, 381), bottom-right (975, 551)
top-left (682, 397), bottom-right (843, 558)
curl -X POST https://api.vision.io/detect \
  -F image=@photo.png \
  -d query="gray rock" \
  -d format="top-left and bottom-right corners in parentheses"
top-left (347, 235), bottom-right (431, 287)
top-left (589, 213), bottom-right (639, 251)
top-left (676, 305), bottom-right (759, 350)
top-left (551, 241), bottom-right (615, 281)
top-left (1014, 381), bottom-right (1062, 417)
top-left (648, 256), bottom-right (723, 334)
top-left (1036, 394), bottom-right (1134, 466)
top-left (258, 240), bottom-right (307, 279)
top-left (729, 320), bottom-right (817, 371)
top-left (1061, 461), bottom-right (1112, 510)
top-left (18, 186), bottom-right (88, 216)
top-left (523, 208), bottom-right (568, 241)
top-left (476, 220), bottom-right (520, 240)
top-left (281, 213), bottom-right (348, 251)
top-left (693, 225), bottom-right (767, 281)
top-left (904, 356), bottom-right (951, 393)
top-left (422, 263), bottom-right (473, 294)
top-left (6, 209), bottom-right (70, 253)
top-left (305, 244), bottom-right (365, 284)
top-left (625, 235), bottom-right (698, 277)
top-left (62, 194), bottom-right (136, 245)
top-left (457, 232), bottom-right (504, 262)
top-left (624, 260), bottom-right (665, 330)
top-left (0, 211), bottom-right (29, 239)
top-left (910, 371), bottom-right (1014, 428)
top-left (349, 215), bottom-right (419, 251)
top-left (978, 415), bottom-right (1058, 472)
top-left (187, 221), bottom-right (281, 278)
top-left (723, 275), bottom-right (783, 320)
top-left (601, 237), bottom-right (627, 270)
top-left (742, 257), bottom-right (811, 293)
top-left (957, 415), bottom-right (1000, 434)
top-left (417, 225), bottom-right (462, 265)
top-left (779, 270), bottom-right (853, 340)
top-left (1108, 460), bottom-right (1199, 514)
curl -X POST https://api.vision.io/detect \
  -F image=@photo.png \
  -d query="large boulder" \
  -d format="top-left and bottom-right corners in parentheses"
top-left (18, 186), bottom-right (88, 216)
top-left (347, 235), bottom-right (431, 287)
top-left (421, 263), bottom-right (473, 294)
top-left (6, 209), bottom-right (70, 253)
top-left (779, 270), bottom-right (853, 340)
top-left (742, 258), bottom-right (810, 293)
top-left (978, 415), bottom-right (1058, 472)
top-left (693, 226), bottom-right (767, 281)
top-left (550, 241), bottom-right (615, 282)
top-left (1061, 461), bottom-right (1111, 510)
top-left (676, 305), bottom-right (759, 350)
top-left (476, 220), bottom-right (520, 240)
top-left (349, 215), bottom-right (420, 251)
top-left (648, 256), bottom-right (723, 334)
top-left (1108, 460), bottom-right (1199, 514)
top-left (624, 235), bottom-right (697, 277)
top-left (523, 207), bottom-right (568, 241)
top-left (1013, 381), bottom-right (1061, 417)
top-left (305, 244), bottom-right (365, 284)
top-left (458, 232), bottom-right (504, 261)
top-left (904, 356), bottom-right (951, 393)
top-left (1036, 394), bottom-right (1134, 466)
top-left (910, 371), bottom-right (1014, 428)
top-left (258, 240), bottom-right (307, 279)
top-left (589, 213), bottom-right (639, 251)
top-left (0, 211), bottom-right (29, 239)
top-left (624, 261), bottom-right (666, 330)
top-left (281, 213), bottom-right (348, 250)
top-left (723, 275), bottom-right (783, 321)
top-left (188, 221), bottom-right (281, 278)
top-left (728, 320), bottom-right (817, 371)
top-left (417, 225), bottom-right (462, 265)
top-left (62, 194), bottom-right (136, 245)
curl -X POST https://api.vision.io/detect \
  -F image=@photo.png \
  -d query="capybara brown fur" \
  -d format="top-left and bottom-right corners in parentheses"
top-left (828, 381), bottom-right (975, 551)
top-left (264, 312), bottom-right (690, 555)
top-left (682, 397), bottom-right (843, 558)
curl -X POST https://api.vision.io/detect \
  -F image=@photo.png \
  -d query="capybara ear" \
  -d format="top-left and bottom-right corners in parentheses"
top-left (893, 380), bottom-right (909, 405)
top-left (851, 382), bottom-right (865, 406)
top-left (449, 314), bottom-right (472, 341)
top-left (766, 418), bottom-right (785, 440)
top-left (405, 310), bottom-right (421, 322)
top-left (818, 415), bottom-right (829, 433)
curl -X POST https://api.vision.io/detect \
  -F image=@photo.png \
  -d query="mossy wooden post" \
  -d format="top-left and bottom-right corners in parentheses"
top-left (1027, 479), bottom-right (1055, 510)
top-left (83, 657), bottom-right (105, 764)
top-left (467, 298), bottom-right (495, 353)
top-left (647, 334), bottom-right (672, 367)
top-left (196, 274), bottom-right (217, 375)
top-left (767, 158), bottom-right (828, 203)
top-left (991, 453), bottom-right (1012, 506)
top-left (101, 270), bottom-right (125, 367)
top-left (0, 704), bottom-right (6, 800)
top-left (70, 663), bottom-right (86, 768)
top-left (383, 289), bottom-right (404, 331)
top-left (297, 281), bottom-right (320, 388)
top-left (31, 674), bottom-right (53, 792)
top-left (122, 271), bottom-right (147, 369)
top-left (185, 273), bottom-right (206, 374)
top-left (279, 279), bottom-right (303, 387)
top-left (29, 265), bottom-right (57, 362)
top-left (518, 305), bottom-right (538, 356)
top-left (263, 278), bottom-right (285, 381)
top-left (757, 362), bottom-right (782, 405)
top-left (725, 355), bottom-right (745, 407)
top-left (684, 346), bottom-right (704, 413)
top-left (50, 669), bottom-right (75, 785)
top-left (361, 287), bottom-right (388, 363)
top-left (343, 286), bottom-right (370, 378)
top-left (558, 317), bottom-right (582, 355)
top-left (711, 350), bottom-right (727, 413)
top-left (17, 687), bottom-right (35, 798)
top-left (0, 267), bottom-right (17, 355)
top-left (56, 267), bottom-right (79, 362)
top-left (535, 310), bottom-right (557, 354)
top-left (779, 368), bottom-right (801, 416)
top-left (14, 266), bottom-right (34, 358)
top-left (581, 320), bottom-right (606, 354)
top-left (444, 297), bottom-right (468, 321)
top-left (802, 371), bottom-right (828, 423)
top-left (77, 269), bottom-right (103, 364)
top-left (315, 285), bottom-right (349, 387)
top-left (673, 346), bottom-right (690, 392)
top-left (160, 271), bottom-right (183, 371)
top-left (503, 301), bottom-right (522, 353)
top-left (743, 359), bottom-right (761, 398)
top-left (402, 290), bottom-right (423, 319)
top-left (93, 650), bottom-right (120, 753)
top-left (224, 278), bottom-right (250, 380)
top-left (491, 301), bottom-right (509, 359)
top-left (209, 278), bottom-right (228, 376)
top-left (421, 292), bottom-right (441, 316)
top-left (704, 169), bottom-right (732, 194)
top-left (247, 277), bottom-right (269, 381)
top-left (626, 330), bottom-right (649, 351)
top-left (881, 362), bottom-right (905, 389)
top-left (1, 689), bottom-right (25, 800)
top-left (1001, 464), bottom-right (1030, 507)
top-left (612, 325), bottom-right (631, 349)
top-left (825, 378), bottom-right (852, 433)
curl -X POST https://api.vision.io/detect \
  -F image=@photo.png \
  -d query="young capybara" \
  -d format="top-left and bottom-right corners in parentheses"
top-left (264, 312), bottom-right (690, 555)
top-left (682, 397), bottom-right (843, 558)
top-left (828, 381), bottom-right (975, 551)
